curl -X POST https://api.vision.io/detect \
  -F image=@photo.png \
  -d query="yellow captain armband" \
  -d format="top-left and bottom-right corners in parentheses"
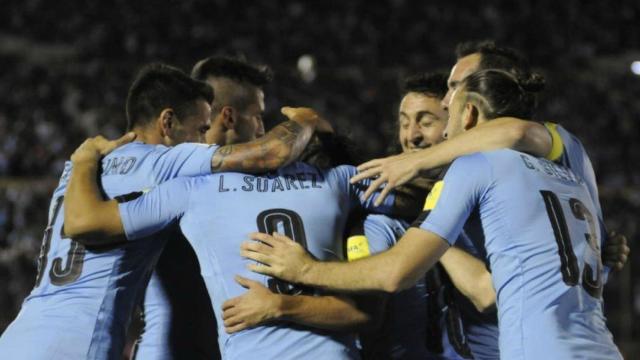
top-left (346, 235), bottom-right (370, 261)
top-left (423, 181), bottom-right (444, 211)
top-left (543, 122), bottom-right (564, 161)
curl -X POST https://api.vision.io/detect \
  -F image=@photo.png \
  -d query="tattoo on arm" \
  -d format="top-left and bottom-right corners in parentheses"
top-left (210, 120), bottom-right (311, 173)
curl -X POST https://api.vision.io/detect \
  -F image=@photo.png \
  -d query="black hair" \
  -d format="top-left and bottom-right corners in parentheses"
top-left (402, 72), bottom-right (448, 99)
top-left (191, 56), bottom-right (273, 87)
top-left (461, 69), bottom-right (545, 120)
top-left (455, 40), bottom-right (534, 78)
top-left (125, 63), bottom-right (214, 130)
top-left (191, 56), bottom-right (272, 113)
top-left (300, 132), bottom-right (363, 168)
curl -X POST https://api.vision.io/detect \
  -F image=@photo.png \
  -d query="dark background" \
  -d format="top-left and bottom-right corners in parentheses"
top-left (0, 0), bottom-right (638, 357)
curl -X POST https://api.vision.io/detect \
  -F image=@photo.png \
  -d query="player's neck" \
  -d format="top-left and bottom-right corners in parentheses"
top-left (130, 127), bottom-right (164, 145)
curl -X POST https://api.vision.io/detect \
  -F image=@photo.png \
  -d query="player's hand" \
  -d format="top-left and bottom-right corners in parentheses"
top-left (603, 231), bottom-right (630, 271)
top-left (350, 151), bottom-right (421, 206)
top-left (221, 275), bottom-right (282, 333)
top-left (70, 133), bottom-right (136, 164)
top-left (241, 232), bottom-right (314, 283)
top-left (281, 107), bottom-right (333, 133)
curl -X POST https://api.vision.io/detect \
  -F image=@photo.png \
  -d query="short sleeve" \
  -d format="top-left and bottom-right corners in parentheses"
top-left (543, 122), bottom-right (564, 162)
top-left (417, 153), bottom-right (493, 245)
top-left (346, 215), bottom-right (403, 261)
top-left (152, 143), bottom-right (219, 183)
top-left (118, 176), bottom-right (195, 240)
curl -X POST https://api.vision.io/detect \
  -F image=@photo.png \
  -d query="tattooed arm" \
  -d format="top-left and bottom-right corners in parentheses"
top-left (211, 107), bottom-right (332, 173)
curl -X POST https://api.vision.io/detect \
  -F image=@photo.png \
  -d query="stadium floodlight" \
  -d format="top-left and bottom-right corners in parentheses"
top-left (631, 61), bottom-right (640, 75)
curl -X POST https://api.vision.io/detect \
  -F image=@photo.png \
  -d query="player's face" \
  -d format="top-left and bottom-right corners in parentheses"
top-left (172, 100), bottom-right (212, 144)
top-left (234, 88), bottom-right (266, 143)
top-left (398, 92), bottom-right (447, 153)
top-left (442, 53), bottom-right (481, 111)
top-left (443, 87), bottom-right (467, 140)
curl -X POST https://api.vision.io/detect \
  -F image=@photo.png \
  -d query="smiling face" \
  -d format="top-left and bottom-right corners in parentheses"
top-left (398, 92), bottom-right (448, 153)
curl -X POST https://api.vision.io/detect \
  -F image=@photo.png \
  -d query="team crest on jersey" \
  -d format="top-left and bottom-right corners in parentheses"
top-left (423, 181), bottom-right (444, 210)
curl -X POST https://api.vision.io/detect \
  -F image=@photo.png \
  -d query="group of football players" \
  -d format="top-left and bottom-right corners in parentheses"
top-left (0, 41), bottom-right (630, 360)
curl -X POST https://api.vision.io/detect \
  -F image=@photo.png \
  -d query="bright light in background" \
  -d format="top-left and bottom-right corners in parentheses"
top-left (297, 54), bottom-right (317, 83)
top-left (631, 61), bottom-right (640, 75)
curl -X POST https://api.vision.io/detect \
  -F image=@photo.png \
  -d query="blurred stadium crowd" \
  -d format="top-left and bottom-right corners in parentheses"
top-left (0, 0), bottom-right (638, 355)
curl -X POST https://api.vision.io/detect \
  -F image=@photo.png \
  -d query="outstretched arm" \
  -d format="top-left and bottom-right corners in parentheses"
top-left (352, 118), bottom-right (551, 205)
top-left (211, 107), bottom-right (332, 173)
top-left (242, 228), bottom-right (449, 293)
top-left (221, 276), bottom-right (377, 333)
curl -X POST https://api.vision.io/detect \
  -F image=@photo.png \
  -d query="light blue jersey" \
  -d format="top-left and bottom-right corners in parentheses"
top-left (0, 142), bottom-right (217, 360)
top-left (448, 234), bottom-right (499, 360)
top-left (132, 234), bottom-right (220, 360)
top-left (347, 214), bottom-right (467, 360)
top-left (118, 163), bottom-right (395, 360)
top-left (417, 150), bottom-right (621, 360)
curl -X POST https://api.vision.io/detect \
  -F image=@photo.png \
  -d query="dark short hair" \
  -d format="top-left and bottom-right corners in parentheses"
top-left (456, 40), bottom-right (533, 78)
top-left (125, 63), bottom-right (214, 130)
top-left (402, 72), bottom-right (448, 99)
top-left (461, 69), bottom-right (545, 120)
top-left (191, 56), bottom-right (273, 87)
top-left (300, 133), bottom-right (363, 168)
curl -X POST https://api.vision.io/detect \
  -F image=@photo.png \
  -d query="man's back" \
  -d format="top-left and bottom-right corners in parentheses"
top-left (0, 141), bottom-right (217, 360)
top-left (119, 163), bottom-right (395, 360)
top-left (419, 149), bottom-right (620, 360)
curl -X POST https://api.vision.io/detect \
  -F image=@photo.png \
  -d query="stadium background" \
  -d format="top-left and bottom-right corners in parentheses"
top-left (0, 0), bottom-right (638, 357)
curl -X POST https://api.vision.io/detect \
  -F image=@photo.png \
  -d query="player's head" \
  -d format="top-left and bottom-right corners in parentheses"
top-left (442, 40), bottom-right (533, 110)
top-left (126, 63), bottom-right (214, 146)
top-left (300, 133), bottom-right (362, 168)
top-left (397, 72), bottom-right (448, 153)
top-left (445, 69), bottom-right (545, 139)
top-left (191, 56), bottom-right (273, 145)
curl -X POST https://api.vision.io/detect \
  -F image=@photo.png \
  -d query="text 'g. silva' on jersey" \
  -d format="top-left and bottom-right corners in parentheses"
top-left (118, 163), bottom-right (396, 360)
top-left (0, 142), bottom-right (218, 360)
top-left (414, 149), bottom-right (621, 360)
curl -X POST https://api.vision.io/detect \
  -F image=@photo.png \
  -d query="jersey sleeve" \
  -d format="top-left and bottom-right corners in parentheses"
top-left (118, 176), bottom-right (195, 240)
top-left (414, 153), bottom-right (493, 245)
top-left (330, 165), bottom-right (396, 214)
top-left (346, 215), bottom-right (404, 261)
top-left (544, 122), bottom-right (609, 277)
top-left (151, 143), bottom-right (219, 183)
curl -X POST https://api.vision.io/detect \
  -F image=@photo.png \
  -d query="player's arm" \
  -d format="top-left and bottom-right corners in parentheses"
top-left (221, 276), bottom-right (376, 333)
top-left (353, 118), bottom-right (551, 204)
top-left (65, 136), bottom-right (190, 244)
top-left (439, 246), bottom-right (496, 313)
top-left (244, 154), bottom-right (492, 293)
top-left (211, 107), bottom-right (332, 173)
top-left (64, 135), bottom-right (134, 241)
top-left (243, 228), bottom-right (448, 293)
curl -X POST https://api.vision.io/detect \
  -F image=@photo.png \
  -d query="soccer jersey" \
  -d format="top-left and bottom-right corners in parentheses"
top-left (118, 163), bottom-right (395, 360)
top-left (131, 233), bottom-right (220, 360)
top-left (346, 214), bottom-right (467, 360)
top-left (417, 150), bottom-right (621, 359)
top-left (447, 234), bottom-right (499, 360)
top-left (0, 141), bottom-right (218, 360)
top-left (544, 123), bottom-right (606, 241)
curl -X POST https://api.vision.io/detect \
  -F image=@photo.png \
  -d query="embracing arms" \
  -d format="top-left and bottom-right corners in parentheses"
top-left (211, 107), bottom-right (332, 173)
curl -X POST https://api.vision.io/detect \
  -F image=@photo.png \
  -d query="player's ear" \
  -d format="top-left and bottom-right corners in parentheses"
top-left (158, 108), bottom-right (175, 137)
top-left (221, 106), bottom-right (236, 131)
top-left (462, 103), bottom-right (479, 131)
